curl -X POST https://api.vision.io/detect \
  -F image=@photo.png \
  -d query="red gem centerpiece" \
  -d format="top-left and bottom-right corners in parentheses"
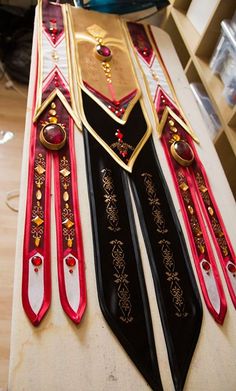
top-left (171, 140), bottom-right (194, 166)
top-left (40, 123), bottom-right (66, 151)
top-left (227, 263), bottom-right (236, 274)
top-left (31, 256), bottom-right (42, 267)
top-left (95, 44), bottom-right (112, 61)
top-left (66, 256), bottom-right (76, 267)
top-left (202, 260), bottom-right (211, 272)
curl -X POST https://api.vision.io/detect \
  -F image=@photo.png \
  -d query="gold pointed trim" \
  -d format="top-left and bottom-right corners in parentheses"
top-left (158, 106), bottom-right (199, 143)
top-left (67, 5), bottom-right (141, 126)
top-left (65, 4), bottom-right (152, 172)
top-left (33, 88), bottom-right (82, 131)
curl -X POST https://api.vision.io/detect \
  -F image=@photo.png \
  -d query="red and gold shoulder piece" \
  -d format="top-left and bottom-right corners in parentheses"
top-left (68, 7), bottom-right (141, 125)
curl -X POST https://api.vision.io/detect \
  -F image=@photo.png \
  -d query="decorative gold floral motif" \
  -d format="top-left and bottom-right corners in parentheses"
top-left (196, 172), bottom-right (229, 257)
top-left (60, 156), bottom-right (75, 248)
top-left (141, 173), bottom-right (168, 234)
top-left (110, 239), bottom-right (133, 323)
top-left (158, 239), bottom-right (188, 318)
top-left (31, 153), bottom-right (46, 247)
top-left (101, 168), bottom-right (121, 232)
top-left (141, 171), bottom-right (188, 317)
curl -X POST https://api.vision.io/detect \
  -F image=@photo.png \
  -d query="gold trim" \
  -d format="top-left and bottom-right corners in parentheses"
top-left (36, 0), bottom-right (43, 111)
top-left (62, 4), bottom-right (81, 119)
top-left (67, 6), bottom-right (152, 172)
top-left (170, 141), bottom-right (194, 167)
top-left (144, 25), bottom-right (199, 143)
top-left (157, 106), bottom-right (198, 142)
top-left (68, 6), bottom-right (141, 125)
top-left (122, 20), bottom-right (161, 130)
top-left (33, 88), bottom-right (81, 131)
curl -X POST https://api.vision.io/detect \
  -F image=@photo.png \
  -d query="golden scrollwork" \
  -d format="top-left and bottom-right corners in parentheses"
top-left (110, 239), bottom-right (133, 323)
top-left (141, 172), bottom-right (168, 234)
top-left (31, 153), bottom-right (46, 247)
top-left (60, 155), bottom-right (75, 248)
top-left (101, 168), bottom-right (121, 232)
top-left (158, 239), bottom-right (188, 318)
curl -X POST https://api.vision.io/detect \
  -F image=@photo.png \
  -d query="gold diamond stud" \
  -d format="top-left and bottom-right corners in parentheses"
top-left (62, 218), bottom-right (74, 229)
top-left (35, 165), bottom-right (46, 175)
top-left (179, 182), bottom-right (189, 191)
top-left (60, 168), bottom-right (70, 177)
top-left (32, 215), bottom-right (44, 226)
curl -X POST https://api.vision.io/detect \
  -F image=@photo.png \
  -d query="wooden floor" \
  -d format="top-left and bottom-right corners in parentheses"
top-left (0, 76), bottom-right (27, 390)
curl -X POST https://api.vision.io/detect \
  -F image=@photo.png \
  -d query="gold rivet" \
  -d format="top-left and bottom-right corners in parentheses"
top-left (63, 191), bottom-right (69, 202)
top-left (208, 206), bottom-right (214, 216)
top-left (173, 134), bottom-right (180, 141)
top-left (169, 120), bottom-right (175, 127)
top-left (170, 126), bottom-right (178, 133)
top-left (51, 102), bottom-right (56, 109)
top-left (65, 203), bottom-right (69, 209)
top-left (199, 185), bottom-right (208, 193)
top-left (179, 182), bottom-right (189, 192)
top-left (188, 205), bottom-right (194, 214)
top-left (49, 109), bottom-right (57, 116)
top-left (36, 189), bottom-right (42, 200)
top-left (49, 116), bottom-right (58, 124)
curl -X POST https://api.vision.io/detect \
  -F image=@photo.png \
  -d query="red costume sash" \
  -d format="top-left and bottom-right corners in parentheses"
top-left (22, 1), bottom-right (86, 326)
top-left (127, 22), bottom-right (236, 324)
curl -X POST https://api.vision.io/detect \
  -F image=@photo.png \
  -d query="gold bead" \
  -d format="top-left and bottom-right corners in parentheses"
top-left (51, 102), bottom-right (56, 109)
top-left (49, 116), bottom-right (58, 124)
top-left (169, 120), bottom-right (175, 126)
top-left (49, 109), bottom-right (57, 116)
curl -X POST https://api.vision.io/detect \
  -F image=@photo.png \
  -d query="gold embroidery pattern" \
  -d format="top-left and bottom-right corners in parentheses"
top-left (195, 172), bottom-right (229, 257)
top-left (141, 173), bottom-right (168, 234)
top-left (177, 170), bottom-right (206, 254)
top-left (101, 168), bottom-right (121, 232)
top-left (158, 240), bottom-right (188, 317)
top-left (60, 156), bottom-right (75, 248)
top-left (142, 172), bottom-right (188, 317)
top-left (31, 153), bottom-right (46, 247)
top-left (110, 239), bottom-right (133, 323)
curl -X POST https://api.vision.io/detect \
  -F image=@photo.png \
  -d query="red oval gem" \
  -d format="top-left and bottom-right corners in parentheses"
top-left (202, 261), bottom-right (210, 271)
top-left (66, 256), bottom-right (76, 267)
top-left (32, 256), bottom-right (42, 267)
top-left (43, 124), bottom-right (65, 145)
top-left (174, 140), bottom-right (194, 162)
top-left (96, 44), bottom-right (111, 58)
top-left (228, 263), bottom-right (236, 274)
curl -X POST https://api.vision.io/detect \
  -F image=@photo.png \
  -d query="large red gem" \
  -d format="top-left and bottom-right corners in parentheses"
top-left (43, 124), bottom-right (64, 145)
top-left (66, 256), bottom-right (76, 267)
top-left (96, 44), bottom-right (111, 58)
top-left (32, 256), bottom-right (42, 267)
top-left (174, 140), bottom-right (194, 162)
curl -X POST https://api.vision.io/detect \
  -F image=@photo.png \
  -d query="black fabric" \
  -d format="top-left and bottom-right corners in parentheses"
top-left (130, 138), bottom-right (202, 391)
top-left (82, 90), bottom-right (202, 391)
top-left (84, 127), bottom-right (163, 391)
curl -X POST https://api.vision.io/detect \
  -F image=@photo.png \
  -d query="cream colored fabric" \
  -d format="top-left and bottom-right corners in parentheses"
top-left (8, 6), bottom-right (236, 391)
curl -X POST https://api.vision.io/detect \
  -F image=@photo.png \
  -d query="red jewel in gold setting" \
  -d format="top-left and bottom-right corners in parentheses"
top-left (96, 44), bottom-right (112, 61)
top-left (170, 140), bottom-right (194, 167)
top-left (39, 102), bottom-right (66, 151)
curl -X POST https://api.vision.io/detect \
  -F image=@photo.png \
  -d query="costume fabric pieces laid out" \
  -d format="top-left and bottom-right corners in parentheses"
top-left (68, 4), bottom-right (202, 391)
top-left (22, 1), bottom-right (203, 390)
top-left (22, 1), bottom-right (86, 326)
top-left (127, 22), bottom-right (236, 325)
